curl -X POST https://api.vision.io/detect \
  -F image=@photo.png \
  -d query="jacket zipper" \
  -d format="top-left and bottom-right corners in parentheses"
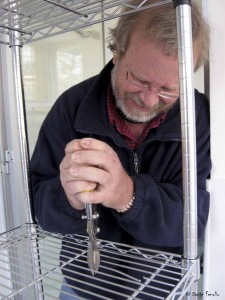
top-left (131, 135), bottom-right (180, 175)
top-left (133, 152), bottom-right (139, 174)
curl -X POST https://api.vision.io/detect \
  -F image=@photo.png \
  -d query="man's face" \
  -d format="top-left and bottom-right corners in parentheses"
top-left (111, 35), bottom-right (180, 123)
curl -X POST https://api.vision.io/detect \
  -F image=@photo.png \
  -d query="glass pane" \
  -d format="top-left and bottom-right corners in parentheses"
top-left (22, 24), bottom-right (104, 154)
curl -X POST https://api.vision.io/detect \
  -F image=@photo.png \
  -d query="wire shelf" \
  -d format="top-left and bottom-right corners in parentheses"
top-left (0, 0), bottom-right (172, 46)
top-left (0, 224), bottom-right (196, 299)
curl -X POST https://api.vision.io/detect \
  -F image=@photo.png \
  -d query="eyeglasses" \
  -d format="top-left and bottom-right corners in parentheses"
top-left (125, 55), bottom-right (179, 101)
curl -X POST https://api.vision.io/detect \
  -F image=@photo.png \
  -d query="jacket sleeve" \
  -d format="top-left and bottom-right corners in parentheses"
top-left (113, 93), bottom-right (211, 248)
top-left (30, 92), bottom-right (88, 234)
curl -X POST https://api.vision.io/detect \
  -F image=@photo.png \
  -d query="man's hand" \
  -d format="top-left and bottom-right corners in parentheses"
top-left (60, 138), bottom-right (134, 211)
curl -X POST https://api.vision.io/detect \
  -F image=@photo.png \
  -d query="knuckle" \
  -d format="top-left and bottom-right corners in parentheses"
top-left (69, 166), bottom-right (79, 176)
top-left (66, 181), bottom-right (75, 194)
top-left (96, 167), bottom-right (106, 181)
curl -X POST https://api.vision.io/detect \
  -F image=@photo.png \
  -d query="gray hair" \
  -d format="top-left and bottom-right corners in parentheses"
top-left (108, 0), bottom-right (210, 70)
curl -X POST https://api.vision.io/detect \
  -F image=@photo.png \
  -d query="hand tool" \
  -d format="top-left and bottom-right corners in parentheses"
top-left (83, 203), bottom-right (100, 275)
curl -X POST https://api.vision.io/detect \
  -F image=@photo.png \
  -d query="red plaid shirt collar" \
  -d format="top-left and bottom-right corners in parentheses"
top-left (107, 84), bottom-right (167, 150)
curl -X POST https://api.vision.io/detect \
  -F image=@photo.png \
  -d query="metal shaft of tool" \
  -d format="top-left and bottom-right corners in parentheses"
top-left (85, 203), bottom-right (100, 275)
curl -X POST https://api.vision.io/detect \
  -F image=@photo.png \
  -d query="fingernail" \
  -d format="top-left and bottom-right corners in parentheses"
top-left (85, 184), bottom-right (96, 192)
top-left (81, 138), bottom-right (90, 147)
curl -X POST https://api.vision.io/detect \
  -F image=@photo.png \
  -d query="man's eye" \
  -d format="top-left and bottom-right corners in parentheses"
top-left (131, 73), bottom-right (146, 84)
top-left (162, 88), bottom-right (175, 93)
top-left (135, 77), bottom-right (148, 86)
top-left (140, 80), bottom-right (149, 85)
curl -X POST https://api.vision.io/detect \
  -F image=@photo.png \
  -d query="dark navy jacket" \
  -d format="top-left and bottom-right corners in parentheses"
top-left (30, 60), bottom-right (211, 298)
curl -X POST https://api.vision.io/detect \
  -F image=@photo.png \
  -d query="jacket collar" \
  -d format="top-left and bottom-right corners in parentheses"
top-left (74, 61), bottom-right (116, 136)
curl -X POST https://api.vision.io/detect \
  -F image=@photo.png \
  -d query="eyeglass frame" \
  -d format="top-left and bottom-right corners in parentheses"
top-left (125, 54), bottom-right (179, 101)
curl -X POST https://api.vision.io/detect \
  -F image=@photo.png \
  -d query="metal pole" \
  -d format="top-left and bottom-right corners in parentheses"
top-left (9, 30), bottom-right (34, 225)
top-left (174, 0), bottom-right (200, 298)
top-left (9, 2), bottom-right (44, 298)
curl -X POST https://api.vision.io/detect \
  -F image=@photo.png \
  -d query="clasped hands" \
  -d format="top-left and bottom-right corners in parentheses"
top-left (60, 138), bottom-right (134, 211)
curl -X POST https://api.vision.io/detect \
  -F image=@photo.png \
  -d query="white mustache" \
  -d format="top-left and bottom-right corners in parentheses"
top-left (125, 93), bottom-right (145, 108)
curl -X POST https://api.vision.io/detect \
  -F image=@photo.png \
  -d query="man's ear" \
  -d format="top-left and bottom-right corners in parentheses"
top-left (112, 50), bottom-right (119, 64)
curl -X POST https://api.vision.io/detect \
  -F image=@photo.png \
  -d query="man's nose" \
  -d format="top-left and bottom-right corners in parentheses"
top-left (138, 89), bottom-right (159, 107)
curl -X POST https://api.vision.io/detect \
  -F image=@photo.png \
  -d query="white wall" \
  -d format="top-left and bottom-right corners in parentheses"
top-left (203, 0), bottom-right (225, 298)
top-left (207, 0), bottom-right (225, 180)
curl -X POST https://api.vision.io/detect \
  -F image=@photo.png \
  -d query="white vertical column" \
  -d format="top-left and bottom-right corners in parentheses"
top-left (203, 0), bottom-right (225, 299)
top-left (0, 44), bottom-right (27, 231)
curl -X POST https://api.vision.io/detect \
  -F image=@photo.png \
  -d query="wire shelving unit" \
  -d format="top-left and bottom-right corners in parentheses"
top-left (0, 0), bottom-right (199, 299)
